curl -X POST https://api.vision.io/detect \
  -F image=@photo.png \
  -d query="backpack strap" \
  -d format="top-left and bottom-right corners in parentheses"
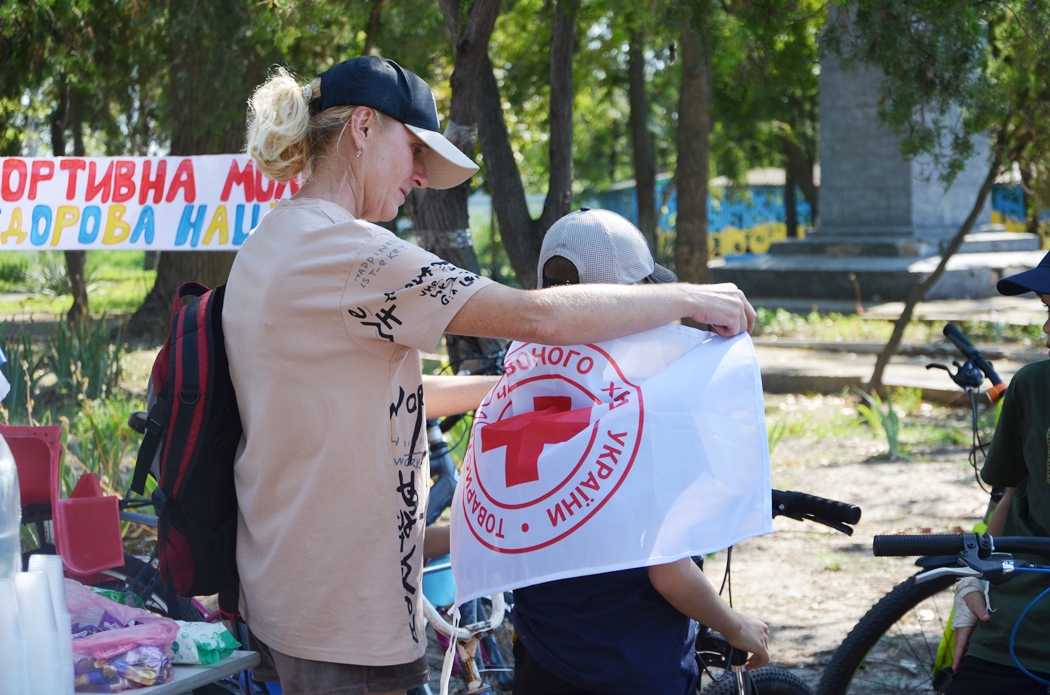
top-left (130, 282), bottom-right (211, 497)
top-left (129, 396), bottom-right (170, 495)
top-left (162, 295), bottom-right (206, 496)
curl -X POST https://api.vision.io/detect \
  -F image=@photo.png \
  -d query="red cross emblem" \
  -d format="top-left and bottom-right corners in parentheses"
top-left (480, 396), bottom-right (593, 487)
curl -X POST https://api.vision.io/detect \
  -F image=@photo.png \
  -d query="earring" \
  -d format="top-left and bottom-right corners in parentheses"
top-left (355, 149), bottom-right (363, 159)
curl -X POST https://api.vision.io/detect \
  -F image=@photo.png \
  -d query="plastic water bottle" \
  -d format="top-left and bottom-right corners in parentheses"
top-left (0, 576), bottom-right (27, 694)
top-left (0, 433), bottom-right (20, 579)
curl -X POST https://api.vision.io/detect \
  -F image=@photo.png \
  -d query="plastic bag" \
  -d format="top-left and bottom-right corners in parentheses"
top-left (66, 579), bottom-right (179, 692)
top-left (171, 621), bottom-right (240, 665)
top-left (66, 579), bottom-right (166, 638)
top-left (73, 622), bottom-right (179, 692)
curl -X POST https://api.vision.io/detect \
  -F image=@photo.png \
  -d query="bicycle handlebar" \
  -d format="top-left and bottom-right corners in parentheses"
top-left (943, 323), bottom-right (1007, 402)
top-left (874, 533), bottom-right (1050, 559)
top-left (772, 489), bottom-right (862, 526)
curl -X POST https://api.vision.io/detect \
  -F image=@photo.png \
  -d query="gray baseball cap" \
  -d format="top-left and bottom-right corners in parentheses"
top-left (537, 208), bottom-right (677, 288)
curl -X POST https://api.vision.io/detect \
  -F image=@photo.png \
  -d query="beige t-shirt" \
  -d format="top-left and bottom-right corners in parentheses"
top-left (223, 197), bottom-right (492, 665)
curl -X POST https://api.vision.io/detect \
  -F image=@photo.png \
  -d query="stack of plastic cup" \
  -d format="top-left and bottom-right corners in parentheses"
top-left (15, 570), bottom-right (65, 694)
top-left (29, 554), bottom-right (75, 694)
top-left (0, 575), bottom-right (26, 694)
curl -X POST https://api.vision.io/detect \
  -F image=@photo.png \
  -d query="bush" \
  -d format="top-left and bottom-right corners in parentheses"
top-left (0, 255), bottom-right (28, 288)
top-left (0, 332), bottom-right (44, 423)
top-left (65, 396), bottom-right (144, 494)
top-left (44, 318), bottom-right (124, 402)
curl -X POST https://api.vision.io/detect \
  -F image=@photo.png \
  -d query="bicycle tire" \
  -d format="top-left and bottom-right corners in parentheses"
top-left (702, 665), bottom-right (812, 694)
top-left (816, 573), bottom-right (959, 695)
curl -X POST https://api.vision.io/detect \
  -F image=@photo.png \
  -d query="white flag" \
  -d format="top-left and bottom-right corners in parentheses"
top-left (451, 325), bottom-right (773, 604)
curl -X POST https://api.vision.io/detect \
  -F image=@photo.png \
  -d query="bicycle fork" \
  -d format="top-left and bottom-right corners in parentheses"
top-left (729, 648), bottom-right (751, 695)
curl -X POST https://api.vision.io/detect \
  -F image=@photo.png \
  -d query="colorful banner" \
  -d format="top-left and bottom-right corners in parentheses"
top-left (0, 156), bottom-right (297, 251)
top-left (450, 325), bottom-right (773, 604)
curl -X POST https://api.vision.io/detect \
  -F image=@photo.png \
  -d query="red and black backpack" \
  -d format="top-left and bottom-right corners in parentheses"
top-left (130, 282), bottom-right (242, 616)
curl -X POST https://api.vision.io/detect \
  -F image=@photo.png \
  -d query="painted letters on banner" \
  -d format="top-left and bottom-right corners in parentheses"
top-left (451, 325), bottom-right (773, 604)
top-left (0, 156), bottom-right (296, 251)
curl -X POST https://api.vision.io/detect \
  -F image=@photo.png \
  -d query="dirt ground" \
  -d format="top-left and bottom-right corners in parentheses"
top-left (702, 394), bottom-right (990, 689)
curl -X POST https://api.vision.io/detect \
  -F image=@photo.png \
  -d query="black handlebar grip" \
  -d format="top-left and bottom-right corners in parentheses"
top-left (993, 536), bottom-right (1050, 559)
top-left (943, 323), bottom-right (979, 359)
top-left (943, 323), bottom-right (1003, 386)
top-left (772, 490), bottom-right (862, 525)
top-left (873, 534), bottom-right (967, 557)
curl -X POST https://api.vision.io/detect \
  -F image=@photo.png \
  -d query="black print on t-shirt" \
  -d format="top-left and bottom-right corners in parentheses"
top-left (404, 261), bottom-right (480, 306)
top-left (348, 304), bottom-right (402, 342)
top-left (395, 468), bottom-right (421, 643)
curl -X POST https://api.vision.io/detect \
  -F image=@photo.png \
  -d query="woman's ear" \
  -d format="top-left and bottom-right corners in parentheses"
top-left (347, 107), bottom-right (379, 150)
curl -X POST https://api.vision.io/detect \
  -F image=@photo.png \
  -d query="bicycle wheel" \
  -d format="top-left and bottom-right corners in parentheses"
top-left (702, 665), bottom-right (812, 694)
top-left (817, 573), bottom-right (958, 695)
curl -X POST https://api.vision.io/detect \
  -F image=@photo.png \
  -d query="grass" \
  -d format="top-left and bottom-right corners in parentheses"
top-left (0, 250), bottom-right (154, 317)
top-left (756, 307), bottom-right (1046, 346)
top-left (765, 389), bottom-right (995, 468)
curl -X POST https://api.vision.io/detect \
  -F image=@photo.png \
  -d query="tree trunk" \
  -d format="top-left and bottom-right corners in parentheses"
top-left (867, 139), bottom-right (1005, 393)
top-left (477, 0), bottom-right (577, 289)
top-left (673, 14), bottom-right (712, 283)
top-left (410, 0), bottom-right (505, 373)
top-left (128, 0), bottom-right (264, 339)
top-left (537, 0), bottom-right (577, 235)
top-left (362, 0), bottom-right (386, 55)
top-left (782, 134), bottom-right (818, 225)
top-left (48, 80), bottom-right (89, 323)
top-left (1021, 162), bottom-right (1041, 237)
top-left (785, 163), bottom-right (798, 238)
top-left (477, 57), bottom-right (537, 286)
top-left (628, 29), bottom-right (657, 250)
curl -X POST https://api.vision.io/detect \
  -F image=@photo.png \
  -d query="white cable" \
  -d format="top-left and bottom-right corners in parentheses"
top-left (439, 605), bottom-right (460, 695)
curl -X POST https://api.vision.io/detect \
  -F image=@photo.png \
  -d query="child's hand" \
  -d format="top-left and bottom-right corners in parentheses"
top-left (725, 611), bottom-right (770, 668)
top-left (951, 577), bottom-right (992, 671)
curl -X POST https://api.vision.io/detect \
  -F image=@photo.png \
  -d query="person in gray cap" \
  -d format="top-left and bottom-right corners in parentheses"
top-left (227, 56), bottom-right (755, 694)
top-left (510, 208), bottom-right (769, 695)
top-left (946, 253), bottom-right (1050, 694)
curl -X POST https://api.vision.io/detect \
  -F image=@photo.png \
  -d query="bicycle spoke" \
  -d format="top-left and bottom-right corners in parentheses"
top-left (839, 586), bottom-right (954, 694)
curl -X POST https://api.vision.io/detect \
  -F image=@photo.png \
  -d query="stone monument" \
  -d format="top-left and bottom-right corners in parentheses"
top-left (711, 24), bottom-right (1042, 302)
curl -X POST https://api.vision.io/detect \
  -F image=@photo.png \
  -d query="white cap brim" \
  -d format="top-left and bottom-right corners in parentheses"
top-left (404, 124), bottom-right (479, 190)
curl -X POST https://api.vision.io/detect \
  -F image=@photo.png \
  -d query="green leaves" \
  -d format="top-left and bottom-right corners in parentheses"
top-left (829, 0), bottom-right (1050, 184)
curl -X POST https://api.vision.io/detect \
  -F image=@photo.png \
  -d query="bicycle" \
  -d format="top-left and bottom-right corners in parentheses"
top-left (414, 417), bottom-right (512, 695)
top-left (818, 533), bottom-right (1050, 694)
top-left (696, 489), bottom-right (862, 695)
top-left (816, 324), bottom-right (1017, 695)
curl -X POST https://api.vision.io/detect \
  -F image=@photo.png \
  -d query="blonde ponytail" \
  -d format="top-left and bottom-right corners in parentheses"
top-left (246, 66), bottom-right (388, 183)
top-left (245, 67), bottom-right (316, 182)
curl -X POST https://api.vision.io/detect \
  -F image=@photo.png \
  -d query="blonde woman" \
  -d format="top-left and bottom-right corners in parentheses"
top-left (226, 56), bottom-right (755, 695)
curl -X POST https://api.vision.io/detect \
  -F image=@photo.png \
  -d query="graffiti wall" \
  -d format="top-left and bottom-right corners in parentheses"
top-left (589, 177), bottom-right (1045, 259)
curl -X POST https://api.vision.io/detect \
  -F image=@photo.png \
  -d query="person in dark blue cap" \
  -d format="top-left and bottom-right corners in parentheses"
top-left (225, 56), bottom-right (757, 695)
top-left (946, 252), bottom-right (1050, 694)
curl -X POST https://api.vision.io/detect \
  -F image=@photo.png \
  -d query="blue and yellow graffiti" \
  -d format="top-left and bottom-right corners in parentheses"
top-left (590, 180), bottom-right (1047, 257)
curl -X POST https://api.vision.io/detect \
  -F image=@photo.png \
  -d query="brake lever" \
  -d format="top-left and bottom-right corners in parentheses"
top-left (925, 360), bottom-right (984, 390)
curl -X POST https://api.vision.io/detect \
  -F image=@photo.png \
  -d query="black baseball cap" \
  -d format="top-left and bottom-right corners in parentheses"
top-left (314, 56), bottom-right (478, 190)
top-left (997, 251), bottom-right (1050, 295)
